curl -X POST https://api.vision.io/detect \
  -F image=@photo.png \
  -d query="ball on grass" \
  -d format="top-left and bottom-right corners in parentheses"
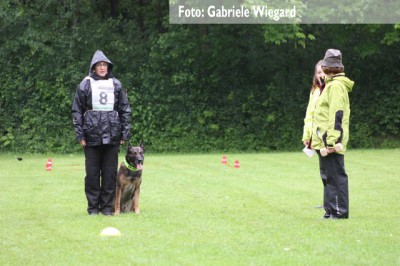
top-left (100, 227), bottom-right (121, 236)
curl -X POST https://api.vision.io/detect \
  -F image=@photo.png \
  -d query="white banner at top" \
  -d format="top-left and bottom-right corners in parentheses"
top-left (169, 0), bottom-right (400, 24)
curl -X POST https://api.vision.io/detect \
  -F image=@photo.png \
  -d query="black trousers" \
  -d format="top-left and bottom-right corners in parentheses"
top-left (84, 144), bottom-right (119, 214)
top-left (317, 151), bottom-right (349, 218)
top-left (318, 154), bottom-right (328, 205)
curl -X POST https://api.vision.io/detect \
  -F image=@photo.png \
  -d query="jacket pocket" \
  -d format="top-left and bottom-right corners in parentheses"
top-left (312, 127), bottom-right (326, 149)
top-left (83, 111), bottom-right (101, 142)
top-left (109, 111), bottom-right (121, 142)
top-left (316, 128), bottom-right (329, 147)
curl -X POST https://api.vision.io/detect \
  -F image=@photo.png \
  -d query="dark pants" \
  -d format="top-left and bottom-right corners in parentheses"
top-left (318, 154), bottom-right (328, 206)
top-left (317, 151), bottom-right (349, 218)
top-left (84, 144), bottom-right (119, 214)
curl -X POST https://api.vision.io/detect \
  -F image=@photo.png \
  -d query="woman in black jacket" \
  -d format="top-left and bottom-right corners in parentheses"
top-left (72, 50), bottom-right (131, 215)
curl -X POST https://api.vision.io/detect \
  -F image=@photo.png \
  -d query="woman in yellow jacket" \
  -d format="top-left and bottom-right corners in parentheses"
top-left (302, 60), bottom-right (326, 208)
top-left (302, 60), bottom-right (325, 147)
top-left (311, 49), bottom-right (354, 219)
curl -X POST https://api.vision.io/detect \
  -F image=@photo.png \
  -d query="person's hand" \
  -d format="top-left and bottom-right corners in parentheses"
top-left (327, 147), bottom-right (336, 154)
top-left (120, 140), bottom-right (125, 145)
top-left (303, 140), bottom-right (309, 147)
top-left (79, 140), bottom-right (86, 148)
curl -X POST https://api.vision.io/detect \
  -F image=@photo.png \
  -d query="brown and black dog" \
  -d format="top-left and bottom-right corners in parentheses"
top-left (114, 143), bottom-right (144, 215)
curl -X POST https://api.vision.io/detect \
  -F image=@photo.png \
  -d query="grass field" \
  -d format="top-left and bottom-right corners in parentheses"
top-left (1, 149), bottom-right (399, 265)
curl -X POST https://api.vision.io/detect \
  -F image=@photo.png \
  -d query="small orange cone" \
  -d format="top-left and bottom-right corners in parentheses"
top-left (234, 160), bottom-right (240, 169)
top-left (46, 159), bottom-right (53, 171)
top-left (221, 155), bottom-right (227, 165)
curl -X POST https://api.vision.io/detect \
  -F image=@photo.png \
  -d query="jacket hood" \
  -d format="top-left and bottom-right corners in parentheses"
top-left (89, 50), bottom-right (113, 75)
top-left (328, 74), bottom-right (354, 93)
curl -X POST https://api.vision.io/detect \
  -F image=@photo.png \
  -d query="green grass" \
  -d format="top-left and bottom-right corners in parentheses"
top-left (1, 149), bottom-right (399, 265)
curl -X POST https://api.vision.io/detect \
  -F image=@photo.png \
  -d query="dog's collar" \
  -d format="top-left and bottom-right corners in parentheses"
top-left (123, 158), bottom-right (140, 172)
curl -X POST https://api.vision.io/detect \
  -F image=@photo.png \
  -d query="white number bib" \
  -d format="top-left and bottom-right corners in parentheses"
top-left (90, 78), bottom-right (115, 111)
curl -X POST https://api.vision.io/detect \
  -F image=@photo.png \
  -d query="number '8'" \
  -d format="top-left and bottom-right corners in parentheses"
top-left (99, 92), bottom-right (108, 105)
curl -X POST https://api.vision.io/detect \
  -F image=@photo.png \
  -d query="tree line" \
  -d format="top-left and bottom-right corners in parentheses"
top-left (1, 1), bottom-right (399, 153)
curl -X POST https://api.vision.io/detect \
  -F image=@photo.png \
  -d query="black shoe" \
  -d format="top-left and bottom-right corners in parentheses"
top-left (323, 213), bottom-right (330, 219)
top-left (102, 211), bottom-right (113, 216)
top-left (89, 211), bottom-right (99, 216)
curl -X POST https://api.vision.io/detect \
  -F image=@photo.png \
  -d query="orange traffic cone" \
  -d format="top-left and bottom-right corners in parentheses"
top-left (221, 155), bottom-right (227, 165)
top-left (46, 159), bottom-right (53, 171)
top-left (234, 160), bottom-right (240, 169)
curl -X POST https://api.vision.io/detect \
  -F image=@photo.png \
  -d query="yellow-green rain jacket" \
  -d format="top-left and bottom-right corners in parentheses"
top-left (311, 74), bottom-right (354, 154)
top-left (302, 86), bottom-right (321, 143)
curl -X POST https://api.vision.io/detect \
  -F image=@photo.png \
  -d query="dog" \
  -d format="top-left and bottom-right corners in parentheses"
top-left (114, 143), bottom-right (144, 215)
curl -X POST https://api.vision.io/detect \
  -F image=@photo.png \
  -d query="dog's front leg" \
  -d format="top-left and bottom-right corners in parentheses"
top-left (133, 186), bottom-right (140, 214)
top-left (114, 186), bottom-right (121, 215)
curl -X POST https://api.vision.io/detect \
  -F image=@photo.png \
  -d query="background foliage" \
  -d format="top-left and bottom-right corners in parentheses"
top-left (1, 1), bottom-right (399, 153)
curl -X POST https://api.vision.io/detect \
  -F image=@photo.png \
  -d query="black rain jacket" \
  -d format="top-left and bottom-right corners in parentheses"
top-left (71, 50), bottom-right (131, 146)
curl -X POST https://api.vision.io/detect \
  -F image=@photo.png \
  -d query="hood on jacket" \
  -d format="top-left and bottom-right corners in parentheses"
top-left (89, 50), bottom-right (113, 75)
top-left (328, 74), bottom-right (354, 93)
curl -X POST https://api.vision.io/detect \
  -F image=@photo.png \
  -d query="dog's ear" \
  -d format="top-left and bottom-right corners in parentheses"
top-left (140, 141), bottom-right (145, 153)
top-left (127, 143), bottom-right (132, 151)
